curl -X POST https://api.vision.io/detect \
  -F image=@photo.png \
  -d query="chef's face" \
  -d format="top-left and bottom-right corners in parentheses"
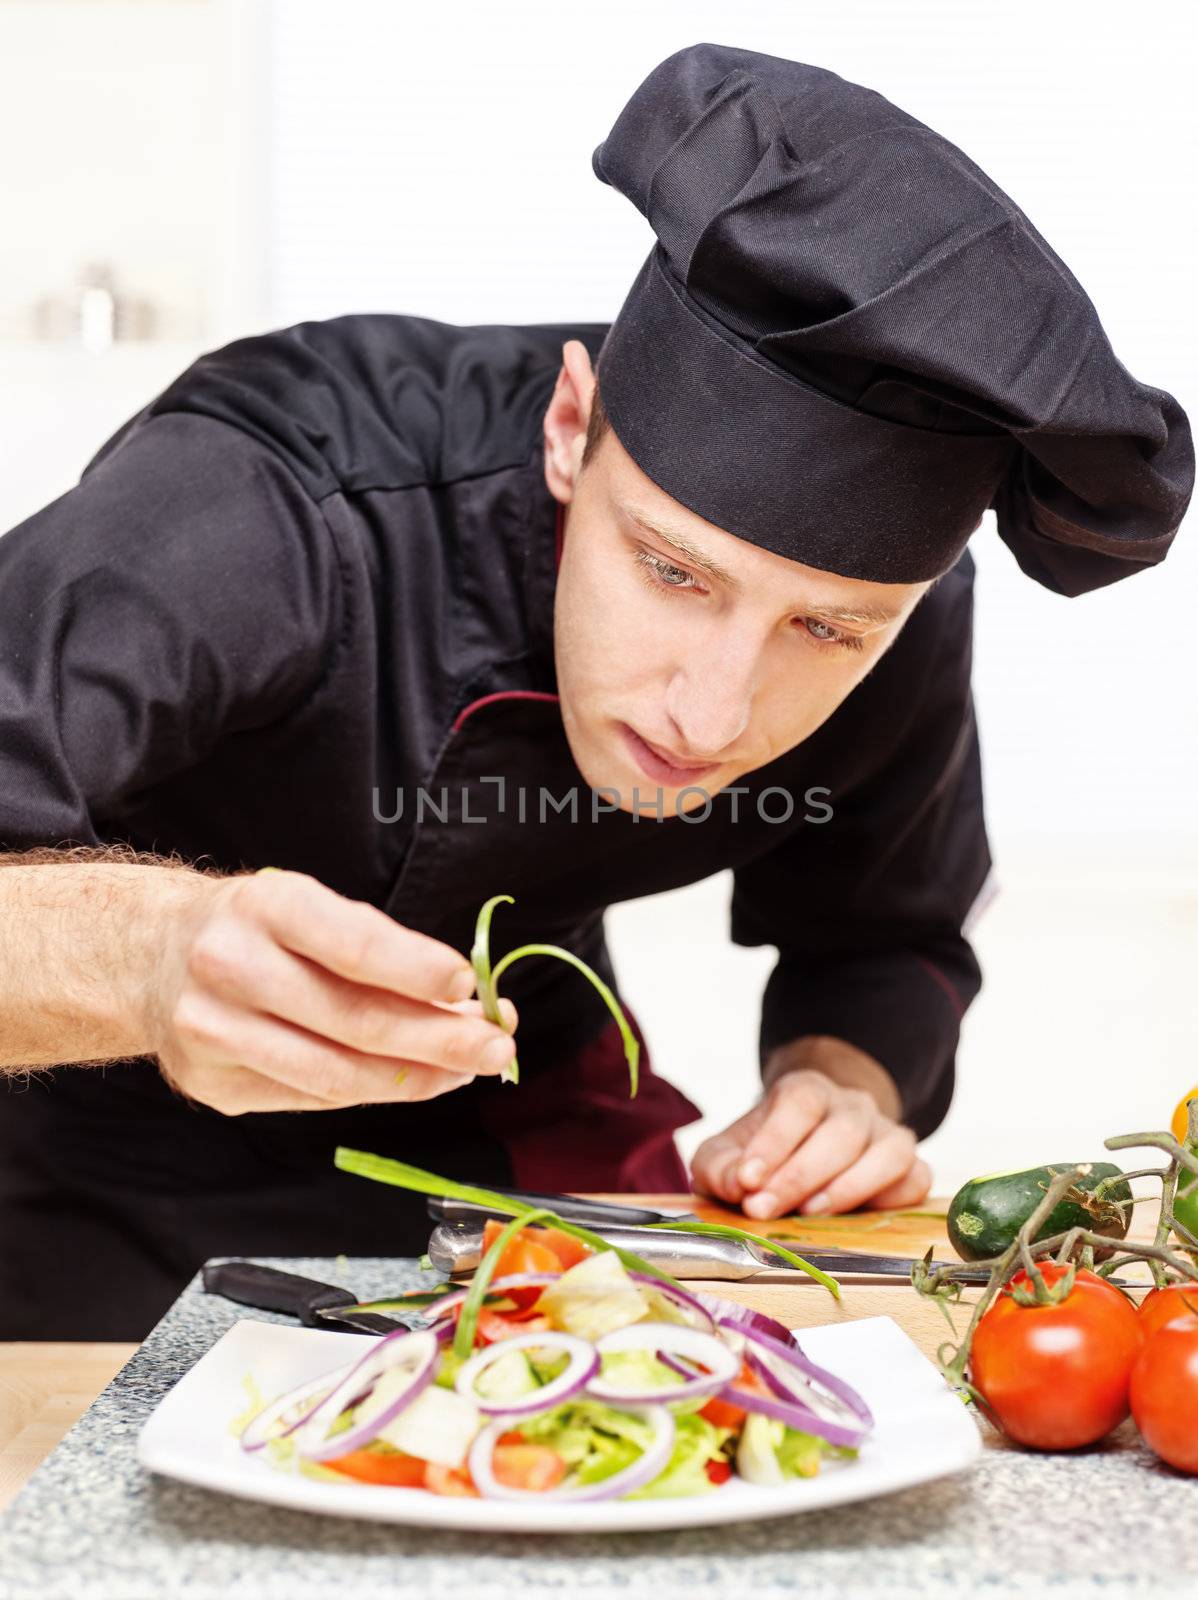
top-left (545, 349), bottom-right (931, 818)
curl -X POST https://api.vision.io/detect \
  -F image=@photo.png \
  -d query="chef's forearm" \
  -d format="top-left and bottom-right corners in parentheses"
top-left (0, 848), bottom-right (217, 1070)
top-left (762, 1033), bottom-right (903, 1122)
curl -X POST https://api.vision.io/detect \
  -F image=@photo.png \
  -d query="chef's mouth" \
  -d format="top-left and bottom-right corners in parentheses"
top-left (617, 722), bottom-right (721, 786)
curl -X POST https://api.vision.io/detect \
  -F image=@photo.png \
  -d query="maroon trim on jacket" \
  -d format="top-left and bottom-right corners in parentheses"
top-left (452, 689), bottom-right (560, 734)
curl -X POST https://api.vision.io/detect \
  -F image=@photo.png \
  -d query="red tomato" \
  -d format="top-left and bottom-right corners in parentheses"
top-left (704, 1459), bottom-right (733, 1484)
top-left (423, 1462), bottom-right (480, 1496)
top-left (476, 1309), bottom-right (555, 1344)
top-left (1130, 1322), bottom-right (1198, 1474)
top-left (326, 1449), bottom-right (427, 1487)
top-left (699, 1394), bottom-right (748, 1429)
top-left (969, 1261), bottom-right (1144, 1449)
top-left (1138, 1284), bottom-right (1198, 1340)
top-left (482, 1218), bottom-right (591, 1275)
top-left (491, 1438), bottom-right (569, 1491)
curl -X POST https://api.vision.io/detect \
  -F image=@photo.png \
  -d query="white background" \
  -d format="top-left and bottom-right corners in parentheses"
top-left (1, 0), bottom-right (1195, 1195)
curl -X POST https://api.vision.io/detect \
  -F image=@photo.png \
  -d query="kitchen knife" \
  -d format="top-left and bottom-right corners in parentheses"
top-left (201, 1260), bottom-right (425, 1335)
top-left (428, 1188), bottom-right (701, 1227)
top-left (425, 1220), bottom-right (999, 1284)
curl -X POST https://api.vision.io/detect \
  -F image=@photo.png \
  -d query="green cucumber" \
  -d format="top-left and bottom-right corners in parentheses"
top-left (946, 1162), bottom-right (1132, 1263)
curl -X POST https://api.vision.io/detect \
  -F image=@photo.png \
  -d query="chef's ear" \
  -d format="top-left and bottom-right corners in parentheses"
top-left (543, 341), bottom-right (596, 500)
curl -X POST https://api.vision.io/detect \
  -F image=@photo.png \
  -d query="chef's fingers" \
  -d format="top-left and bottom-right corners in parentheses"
top-left (164, 995), bottom-right (482, 1111)
top-left (185, 921), bottom-right (518, 1077)
top-left (861, 1159), bottom-right (934, 1212)
top-left (793, 1127), bottom-right (926, 1217)
top-left (689, 1104), bottom-right (769, 1203)
top-left (729, 1072), bottom-right (836, 1199)
top-left (741, 1102), bottom-right (878, 1220)
top-left (237, 870), bottom-right (477, 1005)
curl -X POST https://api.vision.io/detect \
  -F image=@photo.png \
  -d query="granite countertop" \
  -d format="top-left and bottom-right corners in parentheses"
top-left (0, 1257), bottom-right (1194, 1600)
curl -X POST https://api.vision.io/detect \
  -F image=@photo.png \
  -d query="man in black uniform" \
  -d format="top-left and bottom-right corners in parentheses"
top-left (0, 45), bottom-right (1191, 1339)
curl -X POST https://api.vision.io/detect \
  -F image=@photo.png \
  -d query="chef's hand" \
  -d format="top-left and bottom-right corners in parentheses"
top-left (690, 1036), bottom-right (931, 1218)
top-left (149, 868), bottom-right (517, 1114)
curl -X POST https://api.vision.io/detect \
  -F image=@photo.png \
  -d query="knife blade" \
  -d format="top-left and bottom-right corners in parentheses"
top-left (428, 1188), bottom-right (701, 1227)
top-left (201, 1260), bottom-right (421, 1335)
top-left (426, 1220), bottom-right (999, 1284)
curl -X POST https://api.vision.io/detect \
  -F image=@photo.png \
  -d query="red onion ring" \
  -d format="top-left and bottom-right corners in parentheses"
top-left (702, 1298), bottom-right (799, 1350)
top-left (586, 1323), bottom-right (739, 1405)
top-left (723, 1322), bottom-right (873, 1448)
top-left (239, 1361), bottom-right (359, 1454)
top-left (469, 1404), bottom-right (675, 1501)
top-left (454, 1330), bottom-right (599, 1416)
top-left (625, 1273), bottom-right (717, 1333)
top-left (291, 1329), bottom-right (441, 1461)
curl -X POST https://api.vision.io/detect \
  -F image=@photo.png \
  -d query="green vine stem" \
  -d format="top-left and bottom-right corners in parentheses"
top-left (470, 895), bottom-right (640, 1096)
top-left (914, 1126), bottom-right (1198, 1395)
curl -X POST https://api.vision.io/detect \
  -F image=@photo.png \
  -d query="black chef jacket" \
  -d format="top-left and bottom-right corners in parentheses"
top-left (0, 313), bottom-right (989, 1339)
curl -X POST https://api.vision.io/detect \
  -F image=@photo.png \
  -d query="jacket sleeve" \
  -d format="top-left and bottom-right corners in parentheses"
top-left (0, 411), bottom-right (341, 850)
top-left (729, 561), bottom-right (993, 1140)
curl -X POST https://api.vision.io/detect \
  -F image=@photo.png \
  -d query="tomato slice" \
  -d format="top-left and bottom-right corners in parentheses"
top-left (482, 1218), bottom-right (592, 1275)
top-left (326, 1449), bottom-right (427, 1487)
top-left (424, 1462), bottom-right (480, 1496)
top-left (491, 1440), bottom-right (569, 1491)
top-left (704, 1459), bottom-right (733, 1484)
top-left (476, 1309), bottom-right (555, 1344)
top-left (699, 1394), bottom-right (748, 1428)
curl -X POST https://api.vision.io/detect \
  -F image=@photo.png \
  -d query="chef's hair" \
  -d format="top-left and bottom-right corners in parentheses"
top-left (580, 377), bottom-right (610, 472)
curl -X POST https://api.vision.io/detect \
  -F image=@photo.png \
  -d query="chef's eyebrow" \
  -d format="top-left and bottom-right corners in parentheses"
top-left (618, 503), bottom-right (902, 626)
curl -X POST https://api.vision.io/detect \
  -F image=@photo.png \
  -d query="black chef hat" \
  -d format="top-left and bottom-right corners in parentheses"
top-left (591, 44), bottom-right (1193, 596)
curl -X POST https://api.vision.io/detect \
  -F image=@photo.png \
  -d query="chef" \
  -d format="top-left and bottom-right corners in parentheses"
top-left (0, 45), bottom-right (1190, 1340)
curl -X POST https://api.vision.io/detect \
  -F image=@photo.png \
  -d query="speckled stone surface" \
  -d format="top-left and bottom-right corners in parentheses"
top-left (1, 1257), bottom-right (1195, 1600)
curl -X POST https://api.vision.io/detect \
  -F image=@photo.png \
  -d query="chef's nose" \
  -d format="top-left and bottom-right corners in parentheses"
top-left (663, 643), bottom-right (755, 759)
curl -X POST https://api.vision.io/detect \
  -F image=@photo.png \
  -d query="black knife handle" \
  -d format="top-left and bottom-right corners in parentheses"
top-left (202, 1260), bottom-right (357, 1327)
top-left (428, 1190), bottom-right (668, 1227)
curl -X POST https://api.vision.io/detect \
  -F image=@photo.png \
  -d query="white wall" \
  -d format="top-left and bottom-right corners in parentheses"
top-left (262, 0), bottom-right (1198, 867)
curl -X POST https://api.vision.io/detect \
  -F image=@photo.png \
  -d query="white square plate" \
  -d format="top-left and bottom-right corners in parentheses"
top-left (137, 1314), bottom-right (981, 1533)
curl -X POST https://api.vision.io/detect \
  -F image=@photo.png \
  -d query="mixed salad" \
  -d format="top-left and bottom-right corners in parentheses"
top-left (236, 1217), bottom-right (873, 1502)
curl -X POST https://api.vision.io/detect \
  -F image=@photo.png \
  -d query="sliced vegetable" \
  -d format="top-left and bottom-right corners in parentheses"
top-left (239, 1363), bottom-right (357, 1454)
top-left (468, 1404), bottom-right (674, 1501)
top-left (482, 1217), bottom-right (592, 1273)
top-left (290, 1330), bottom-right (441, 1461)
top-left (538, 1251), bottom-right (652, 1341)
top-left (720, 1322), bottom-right (873, 1448)
top-left (455, 1330), bottom-right (599, 1416)
top-left (326, 1448), bottom-right (428, 1487)
top-left (378, 1382), bottom-right (482, 1469)
top-left (453, 1208), bottom-right (556, 1360)
top-left (587, 1323), bottom-right (739, 1405)
top-left (491, 1436), bottom-right (569, 1492)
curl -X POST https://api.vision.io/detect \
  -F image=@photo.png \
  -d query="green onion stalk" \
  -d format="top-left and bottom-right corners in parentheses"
top-left (470, 894), bottom-right (639, 1096)
top-left (333, 1148), bottom-right (842, 1300)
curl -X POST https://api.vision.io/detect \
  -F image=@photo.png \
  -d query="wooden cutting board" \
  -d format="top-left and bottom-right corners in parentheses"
top-left (628, 1193), bottom-right (961, 1256)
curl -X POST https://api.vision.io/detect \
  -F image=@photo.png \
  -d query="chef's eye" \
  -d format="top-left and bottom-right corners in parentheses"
top-left (797, 617), bottom-right (864, 652)
top-left (635, 549), bottom-right (698, 590)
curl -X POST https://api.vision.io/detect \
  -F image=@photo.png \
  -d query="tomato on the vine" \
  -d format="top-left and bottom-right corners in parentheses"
top-left (969, 1261), bottom-right (1144, 1450)
top-left (1138, 1284), bottom-right (1198, 1341)
top-left (1130, 1321), bottom-right (1198, 1474)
